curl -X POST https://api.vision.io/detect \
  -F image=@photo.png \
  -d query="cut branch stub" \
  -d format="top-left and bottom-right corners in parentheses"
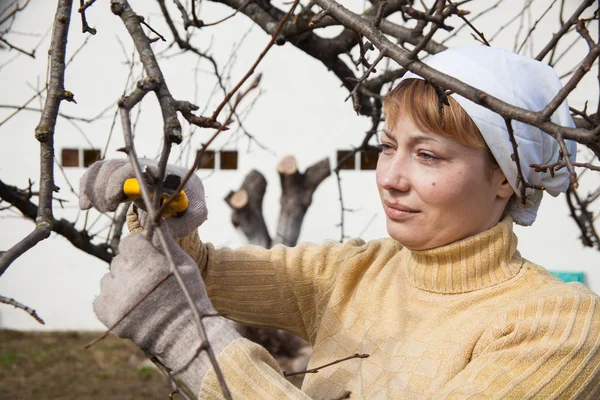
top-left (228, 189), bottom-right (249, 209)
top-left (225, 170), bottom-right (271, 248)
top-left (275, 155), bottom-right (331, 247)
top-left (277, 154), bottom-right (298, 175)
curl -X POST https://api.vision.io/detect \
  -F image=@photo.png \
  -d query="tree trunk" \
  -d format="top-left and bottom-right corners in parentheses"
top-left (224, 170), bottom-right (271, 248)
top-left (275, 155), bottom-right (331, 246)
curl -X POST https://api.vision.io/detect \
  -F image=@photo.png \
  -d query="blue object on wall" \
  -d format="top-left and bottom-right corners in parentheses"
top-left (550, 271), bottom-right (586, 284)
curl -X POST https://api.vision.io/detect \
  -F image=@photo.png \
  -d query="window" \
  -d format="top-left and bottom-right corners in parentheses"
top-left (360, 149), bottom-right (379, 170)
top-left (197, 150), bottom-right (216, 169)
top-left (336, 149), bottom-right (379, 171)
top-left (61, 148), bottom-right (101, 168)
top-left (83, 149), bottom-right (101, 167)
top-left (337, 150), bottom-right (356, 170)
top-left (221, 151), bottom-right (238, 170)
top-left (61, 149), bottom-right (79, 167)
top-left (196, 150), bottom-right (238, 170)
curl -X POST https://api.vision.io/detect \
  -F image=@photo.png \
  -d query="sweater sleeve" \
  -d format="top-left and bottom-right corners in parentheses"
top-left (193, 238), bottom-right (368, 343)
top-left (434, 291), bottom-right (600, 399)
top-left (199, 338), bottom-right (312, 399)
top-left (127, 210), bottom-right (368, 343)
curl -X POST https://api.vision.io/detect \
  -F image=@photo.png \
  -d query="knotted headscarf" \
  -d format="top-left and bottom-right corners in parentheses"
top-left (400, 46), bottom-right (577, 226)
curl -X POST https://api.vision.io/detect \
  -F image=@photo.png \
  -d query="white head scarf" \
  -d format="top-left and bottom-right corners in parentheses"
top-left (400, 46), bottom-right (577, 226)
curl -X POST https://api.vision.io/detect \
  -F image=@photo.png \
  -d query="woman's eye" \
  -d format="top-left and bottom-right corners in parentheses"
top-left (377, 144), bottom-right (394, 154)
top-left (417, 151), bottom-right (439, 162)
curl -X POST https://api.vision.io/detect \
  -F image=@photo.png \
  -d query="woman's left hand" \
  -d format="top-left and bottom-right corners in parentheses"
top-left (94, 230), bottom-right (239, 393)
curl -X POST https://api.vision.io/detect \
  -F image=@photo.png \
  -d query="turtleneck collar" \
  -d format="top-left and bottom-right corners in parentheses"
top-left (404, 217), bottom-right (523, 294)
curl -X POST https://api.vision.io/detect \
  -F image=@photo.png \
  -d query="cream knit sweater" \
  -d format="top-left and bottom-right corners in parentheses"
top-left (135, 216), bottom-right (600, 399)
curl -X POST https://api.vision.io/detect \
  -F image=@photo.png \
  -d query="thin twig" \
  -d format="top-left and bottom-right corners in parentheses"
top-left (566, 188), bottom-right (600, 249)
top-left (155, 75), bottom-right (261, 221)
top-left (171, 312), bottom-right (224, 376)
top-left (78, 0), bottom-right (97, 35)
top-left (210, 0), bottom-right (300, 121)
top-left (556, 136), bottom-right (579, 188)
top-left (516, 0), bottom-right (559, 54)
top-left (446, 0), bottom-right (489, 46)
top-left (531, 161), bottom-right (600, 173)
top-left (109, 203), bottom-right (130, 255)
top-left (334, 169), bottom-right (347, 242)
top-left (332, 391), bottom-right (352, 400)
top-left (401, 3), bottom-right (453, 31)
top-left (505, 118), bottom-right (545, 205)
top-left (408, 1), bottom-right (455, 59)
top-left (540, 42), bottom-right (600, 121)
top-left (576, 19), bottom-right (595, 50)
top-left (85, 271), bottom-right (173, 349)
top-left (346, 51), bottom-right (385, 112)
top-left (0, 35), bottom-right (35, 57)
top-left (536, 0), bottom-right (595, 61)
top-left (191, 0), bottom-right (201, 27)
top-left (78, 0), bottom-right (97, 12)
top-left (0, 295), bottom-right (44, 324)
top-left (147, 352), bottom-right (194, 400)
top-left (140, 18), bottom-right (166, 42)
top-left (283, 353), bottom-right (369, 377)
top-left (203, 0), bottom-right (252, 27)
top-left (441, 0), bottom-right (503, 45)
top-left (0, 0), bottom-right (30, 28)
top-left (374, 0), bottom-right (387, 29)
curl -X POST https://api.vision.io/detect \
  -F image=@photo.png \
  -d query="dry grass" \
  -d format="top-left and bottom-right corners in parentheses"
top-left (0, 330), bottom-right (173, 399)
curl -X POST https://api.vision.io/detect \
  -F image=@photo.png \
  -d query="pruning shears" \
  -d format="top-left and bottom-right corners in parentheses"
top-left (122, 173), bottom-right (189, 218)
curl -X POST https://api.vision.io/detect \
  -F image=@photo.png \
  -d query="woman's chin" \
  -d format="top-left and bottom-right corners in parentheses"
top-left (386, 222), bottom-right (427, 249)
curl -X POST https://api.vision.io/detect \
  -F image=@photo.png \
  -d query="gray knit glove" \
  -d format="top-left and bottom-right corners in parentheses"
top-left (79, 159), bottom-right (207, 237)
top-left (93, 230), bottom-right (240, 394)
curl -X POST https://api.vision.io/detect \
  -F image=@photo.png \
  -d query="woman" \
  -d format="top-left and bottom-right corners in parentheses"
top-left (81, 46), bottom-right (600, 399)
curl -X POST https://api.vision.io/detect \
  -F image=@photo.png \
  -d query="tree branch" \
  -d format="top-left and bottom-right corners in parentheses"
top-left (274, 155), bottom-right (331, 246)
top-left (0, 0), bottom-right (73, 275)
top-left (210, 0), bottom-right (300, 121)
top-left (283, 353), bottom-right (369, 377)
top-left (117, 102), bottom-right (232, 399)
top-left (0, 295), bottom-right (44, 324)
top-left (0, 179), bottom-right (113, 270)
top-left (313, 0), bottom-right (600, 154)
top-left (535, 0), bottom-right (595, 61)
top-left (225, 170), bottom-right (272, 248)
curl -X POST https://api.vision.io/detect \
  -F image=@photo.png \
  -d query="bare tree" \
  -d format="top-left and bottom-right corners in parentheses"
top-left (0, 0), bottom-right (599, 397)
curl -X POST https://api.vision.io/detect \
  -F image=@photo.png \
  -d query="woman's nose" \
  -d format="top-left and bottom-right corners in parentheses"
top-left (377, 157), bottom-right (411, 193)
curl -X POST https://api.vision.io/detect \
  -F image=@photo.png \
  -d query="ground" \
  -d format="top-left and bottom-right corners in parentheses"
top-left (0, 329), bottom-right (306, 399)
top-left (0, 330), bottom-right (173, 399)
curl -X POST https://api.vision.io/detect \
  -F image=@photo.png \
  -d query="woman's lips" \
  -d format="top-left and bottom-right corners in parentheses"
top-left (384, 201), bottom-right (420, 220)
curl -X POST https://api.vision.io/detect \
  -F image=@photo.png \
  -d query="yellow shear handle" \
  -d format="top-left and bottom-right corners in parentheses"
top-left (122, 178), bottom-right (189, 218)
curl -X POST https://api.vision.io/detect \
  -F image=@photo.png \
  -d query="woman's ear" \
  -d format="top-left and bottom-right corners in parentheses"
top-left (493, 169), bottom-right (514, 199)
top-left (498, 178), bottom-right (514, 199)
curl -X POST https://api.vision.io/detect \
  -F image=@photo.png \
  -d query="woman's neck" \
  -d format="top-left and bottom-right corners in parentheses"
top-left (404, 217), bottom-right (523, 294)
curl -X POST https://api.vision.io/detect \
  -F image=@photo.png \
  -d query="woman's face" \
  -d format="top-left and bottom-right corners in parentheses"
top-left (376, 114), bottom-right (513, 250)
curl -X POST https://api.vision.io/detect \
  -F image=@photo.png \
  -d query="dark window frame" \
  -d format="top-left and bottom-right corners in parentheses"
top-left (336, 150), bottom-right (356, 170)
top-left (83, 149), bottom-right (101, 167)
top-left (360, 149), bottom-right (379, 170)
top-left (61, 148), bottom-right (80, 167)
top-left (220, 150), bottom-right (238, 170)
top-left (197, 150), bottom-right (216, 169)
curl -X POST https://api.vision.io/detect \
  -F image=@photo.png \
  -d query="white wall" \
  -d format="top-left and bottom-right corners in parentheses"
top-left (0, 1), bottom-right (598, 330)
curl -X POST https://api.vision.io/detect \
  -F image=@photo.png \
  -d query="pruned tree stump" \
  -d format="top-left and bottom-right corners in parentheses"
top-left (224, 154), bottom-right (332, 385)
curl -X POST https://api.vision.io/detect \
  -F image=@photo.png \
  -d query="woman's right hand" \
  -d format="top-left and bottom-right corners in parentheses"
top-left (79, 159), bottom-right (208, 237)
